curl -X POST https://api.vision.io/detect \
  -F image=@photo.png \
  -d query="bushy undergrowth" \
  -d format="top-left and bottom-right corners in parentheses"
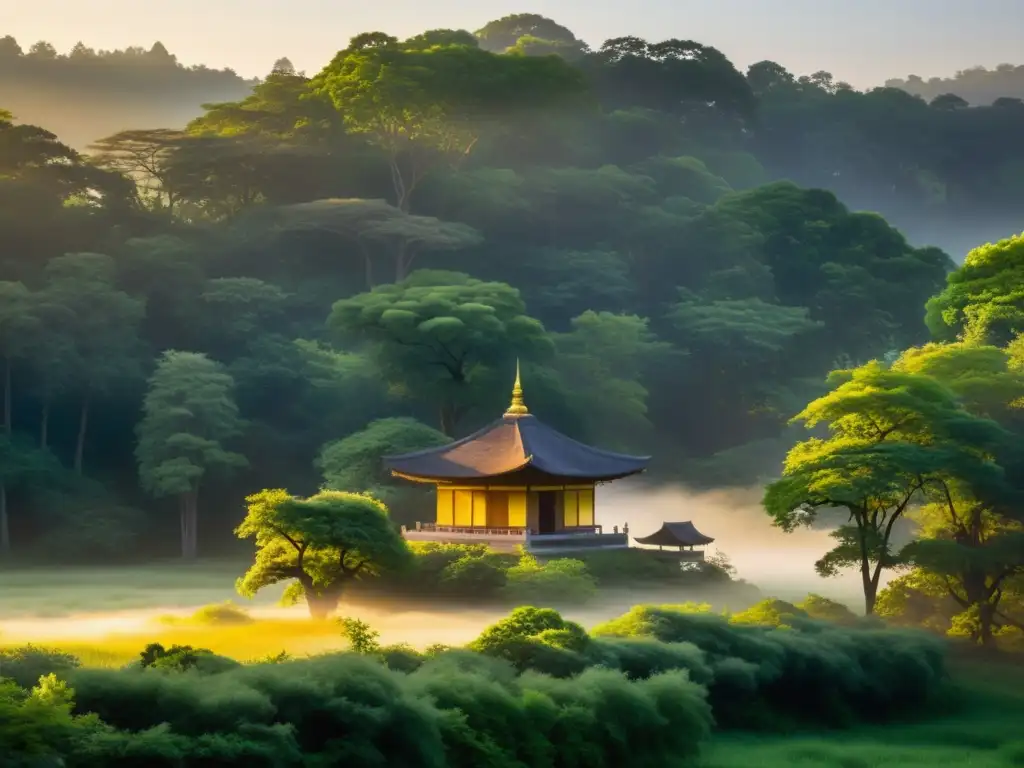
top-left (359, 543), bottom-right (744, 606)
top-left (0, 599), bottom-right (959, 766)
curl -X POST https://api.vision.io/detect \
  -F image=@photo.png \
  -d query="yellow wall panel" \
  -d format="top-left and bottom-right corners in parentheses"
top-left (488, 492), bottom-right (510, 528)
top-left (472, 491), bottom-right (488, 527)
top-left (578, 489), bottom-right (595, 527)
top-left (508, 492), bottom-right (527, 527)
top-left (563, 490), bottom-right (579, 527)
top-left (436, 489), bottom-right (454, 526)
top-left (454, 490), bottom-right (473, 527)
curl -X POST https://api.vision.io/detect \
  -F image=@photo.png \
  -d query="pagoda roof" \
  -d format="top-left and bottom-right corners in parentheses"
top-left (634, 522), bottom-right (714, 548)
top-left (386, 361), bottom-right (650, 483)
top-left (385, 413), bottom-right (650, 482)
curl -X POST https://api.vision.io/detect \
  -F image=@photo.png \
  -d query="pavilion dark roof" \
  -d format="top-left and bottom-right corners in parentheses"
top-left (634, 522), bottom-right (715, 547)
top-left (384, 414), bottom-right (650, 482)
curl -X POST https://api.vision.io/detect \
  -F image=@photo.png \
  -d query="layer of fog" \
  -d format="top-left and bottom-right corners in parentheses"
top-left (0, 481), bottom-right (883, 648)
top-left (603, 480), bottom-right (886, 607)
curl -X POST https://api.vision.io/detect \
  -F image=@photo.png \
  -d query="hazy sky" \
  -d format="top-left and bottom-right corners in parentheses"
top-left (7, 0), bottom-right (1023, 86)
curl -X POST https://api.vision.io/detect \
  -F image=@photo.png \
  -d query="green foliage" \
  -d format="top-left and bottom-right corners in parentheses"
top-left (729, 598), bottom-right (808, 628)
top-left (135, 350), bottom-right (246, 493)
top-left (591, 603), bottom-right (946, 728)
top-left (0, 675), bottom-right (90, 764)
top-left (0, 645), bottom-right (80, 689)
top-left (235, 489), bottom-right (411, 618)
top-left (313, 36), bottom-right (590, 210)
top-left (795, 594), bottom-right (861, 625)
top-left (188, 601), bottom-right (254, 626)
top-left (337, 616), bottom-right (381, 654)
top-left (317, 417), bottom-right (450, 497)
top-left (926, 233), bottom-right (1024, 344)
top-left (1, 18), bottom-right (1018, 576)
top-left (137, 642), bottom-right (241, 674)
top-left (501, 555), bottom-right (598, 605)
top-left (329, 270), bottom-right (552, 433)
top-left (764, 359), bottom-right (1011, 614)
top-left (136, 350), bottom-right (247, 558)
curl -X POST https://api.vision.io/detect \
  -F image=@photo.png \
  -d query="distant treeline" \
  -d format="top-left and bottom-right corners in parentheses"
top-left (888, 64), bottom-right (1024, 106)
top-left (0, 36), bottom-right (254, 149)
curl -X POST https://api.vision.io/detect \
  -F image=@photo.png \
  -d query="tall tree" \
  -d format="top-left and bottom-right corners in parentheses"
top-left (328, 270), bottom-right (552, 434)
top-left (890, 342), bottom-right (1024, 645)
top-left (275, 198), bottom-right (481, 285)
top-left (764, 360), bottom-right (1009, 614)
top-left (235, 488), bottom-right (411, 618)
top-left (313, 37), bottom-right (590, 212)
top-left (136, 351), bottom-right (247, 559)
top-left (43, 254), bottom-right (145, 474)
top-left (89, 129), bottom-right (188, 213)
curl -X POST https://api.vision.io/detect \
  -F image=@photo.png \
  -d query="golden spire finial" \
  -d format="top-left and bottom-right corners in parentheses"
top-left (505, 358), bottom-right (529, 417)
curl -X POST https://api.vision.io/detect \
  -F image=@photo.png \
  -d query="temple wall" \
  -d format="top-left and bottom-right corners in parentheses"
top-left (434, 484), bottom-right (596, 531)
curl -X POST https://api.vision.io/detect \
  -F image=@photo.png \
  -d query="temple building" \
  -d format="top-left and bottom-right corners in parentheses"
top-left (385, 363), bottom-right (650, 554)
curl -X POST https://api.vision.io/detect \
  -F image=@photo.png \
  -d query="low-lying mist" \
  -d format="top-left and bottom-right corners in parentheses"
top-left (0, 480), bottom-right (883, 655)
top-left (601, 479), bottom-right (884, 607)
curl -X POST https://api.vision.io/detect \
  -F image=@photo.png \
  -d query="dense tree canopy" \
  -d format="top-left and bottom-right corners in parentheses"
top-left (3, 13), bottom-right (1022, 566)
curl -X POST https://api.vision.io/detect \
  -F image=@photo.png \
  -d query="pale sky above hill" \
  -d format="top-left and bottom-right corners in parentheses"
top-left (7, 0), bottom-right (1023, 86)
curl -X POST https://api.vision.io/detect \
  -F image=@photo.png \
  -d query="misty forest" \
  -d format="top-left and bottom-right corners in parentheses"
top-left (2, 12), bottom-right (1024, 768)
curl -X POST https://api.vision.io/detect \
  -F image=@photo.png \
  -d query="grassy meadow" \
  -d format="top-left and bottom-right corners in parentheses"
top-left (0, 560), bottom-right (515, 665)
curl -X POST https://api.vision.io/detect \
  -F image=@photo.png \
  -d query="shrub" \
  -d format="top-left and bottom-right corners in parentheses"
top-left (337, 617), bottom-right (381, 654)
top-left (501, 555), bottom-right (597, 605)
top-left (379, 644), bottom-right (426, 673)
top-left (440, 552), bottom-right (510, 594)
top-left (591, 604), bottom-right (947, 729)
top-left (189, 601), bottom-right (255, 625)
top-left (66, 650), bottom-right (714, 767)
top-left (0, 674), bottom-right (91, 762)
top-left (0, 645), bottom-right (81, 689)
top-left (576, 548), bottom-right (688, 586)
top-left (729, 598), bottom-right (807, 628)
top-left (795, 594), bottom-right (861, 626)
top-left (369, 542), bottom-right (516, 600)
top-left (469, 606), bottom-right (590, 677)
top-left (138, 643), bottom-right (241, 674)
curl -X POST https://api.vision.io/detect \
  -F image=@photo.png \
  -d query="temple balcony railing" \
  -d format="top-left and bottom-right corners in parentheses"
top-left (400, 522), bottom-right (630, 553)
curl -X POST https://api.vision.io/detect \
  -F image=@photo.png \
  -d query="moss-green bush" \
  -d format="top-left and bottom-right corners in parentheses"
top-left (0, 601), bottom-right (957, 765)
top-left (501, 555), bottom-right (598, 605)
top-left (65, 648), bottom-right (714, 767)
top-left (188, 601), bottom-right (255, 626)
top-left (0, 645), bottom-right (80, 689)
top-left (591, 604), bottom-right (947, 729)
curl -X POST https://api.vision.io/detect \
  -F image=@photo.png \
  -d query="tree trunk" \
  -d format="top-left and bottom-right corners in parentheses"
top-left (306, 592), bottom-right (341, 620)
top-left (39, 401), bottom-right (49, 450)
top-left (0, 483), bottom-right (8, 556)
top-left (439, 404), bottom-right (456, 437)
top-left (180, 486), bottom-right (200, 560)
top-left (861, 564), bottom-right (877, 615)
top-left (395, 241), bottom-right (409, 282)
top-left (978, 602), bottom-right (996, 647)
top-left (3, 356), bottom-right (10, 435)
top-left (188, 484), bottom-right (199, 559)
top-left (179, 493), bottom-right (188, 558)
top-left (74, 394), bottom-right (90, 474)
top-left (365, 254), bottom-right (375, 290)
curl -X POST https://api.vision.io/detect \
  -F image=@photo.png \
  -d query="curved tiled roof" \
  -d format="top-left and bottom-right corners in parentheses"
top-left (384, 414), bottom-right (650, 481)
top-left (634, 522), bottom-right (715, 547)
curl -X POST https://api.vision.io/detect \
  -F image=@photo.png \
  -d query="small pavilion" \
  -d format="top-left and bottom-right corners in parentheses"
top-left (385, 363), bottom-right (650, 553)
top-left (632, 521), bottom-right (715, 562)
